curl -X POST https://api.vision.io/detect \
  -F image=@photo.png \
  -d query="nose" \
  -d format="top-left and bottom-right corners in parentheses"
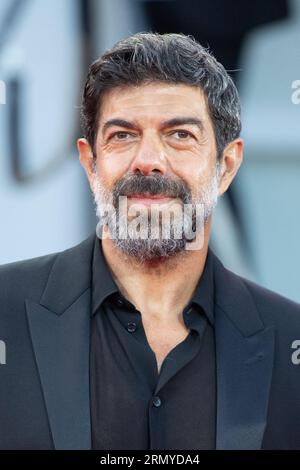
top-left (129, 134), bottom-right (168, 176)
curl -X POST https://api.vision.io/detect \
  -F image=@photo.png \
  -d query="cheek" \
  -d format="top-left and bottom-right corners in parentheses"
top-left (96, 137), bottom-right (134, 174)
top-left (173, 157), bottom-right (212, 189)
top-left (96, 154), bottom-right (129, 189)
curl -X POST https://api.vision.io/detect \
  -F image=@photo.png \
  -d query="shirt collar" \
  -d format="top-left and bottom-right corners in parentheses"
top-left (189, 246), bottom-right (215, 325)
top-left (92, 236), bottom-right (120, 315)
top-left (92, 236), bottom-right (215, 325)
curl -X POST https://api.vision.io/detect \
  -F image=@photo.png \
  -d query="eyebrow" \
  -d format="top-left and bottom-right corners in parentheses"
top-left (101, 116), bottom-right (204, 135)
top-left (102, 119), bottom-right (137, 134)
top-left (160, 117), bottom-right (204, 132)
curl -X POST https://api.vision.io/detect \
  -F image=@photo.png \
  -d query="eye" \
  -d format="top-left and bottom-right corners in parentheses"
top-left (172, 130), bottom-right (194, 140)
top-left (109, 131), bottom-right (134, 141)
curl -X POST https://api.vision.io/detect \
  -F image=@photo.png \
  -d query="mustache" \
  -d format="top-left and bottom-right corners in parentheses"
top-left (112, 173), bottom-right (192, 206)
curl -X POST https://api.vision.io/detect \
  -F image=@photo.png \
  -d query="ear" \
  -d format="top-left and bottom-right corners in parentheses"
top-left (77, 138), bottom-right (95, 192)
top-left (217, 138), bottom-right (243, 196)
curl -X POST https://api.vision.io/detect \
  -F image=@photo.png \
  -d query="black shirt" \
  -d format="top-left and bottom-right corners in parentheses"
top-left (90, 238), bottom-right (216, 450)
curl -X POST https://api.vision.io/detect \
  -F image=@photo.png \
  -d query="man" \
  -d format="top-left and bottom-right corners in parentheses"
top-left (0, 33), bottom-right (300, 450)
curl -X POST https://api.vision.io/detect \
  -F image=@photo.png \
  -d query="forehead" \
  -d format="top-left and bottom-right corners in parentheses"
top-left (99, 82), bottom-right (210, 125)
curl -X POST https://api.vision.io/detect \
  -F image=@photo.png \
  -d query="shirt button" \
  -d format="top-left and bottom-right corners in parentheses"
top-left (127, 322), bottom-right (137, 333)
top-left (152, 396), bottom-right (162, 408)
top-left (117, 298), bottom-right (123, 305)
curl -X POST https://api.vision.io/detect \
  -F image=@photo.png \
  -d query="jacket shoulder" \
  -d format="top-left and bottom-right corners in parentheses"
top-left (0, 250), bottom-right (60, 305)
top-left (237, 272), bottom-right (300, 327)
top-left (0, 234), bottom-right (95, 305)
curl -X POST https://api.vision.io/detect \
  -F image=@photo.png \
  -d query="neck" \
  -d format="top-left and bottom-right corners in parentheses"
top-left (101, 219), bottom-right (212, 323)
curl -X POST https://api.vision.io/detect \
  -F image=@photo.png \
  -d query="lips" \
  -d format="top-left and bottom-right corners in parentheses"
top-left (128, 193), bottom-right (173, 199)
top-left (127, 193), bottom-right (175, 206)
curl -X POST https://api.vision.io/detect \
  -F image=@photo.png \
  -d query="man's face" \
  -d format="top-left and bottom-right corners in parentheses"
top-left (80, 82), bottom-right (230, 260)
top-left (95, 82), bottom-right (218, 201)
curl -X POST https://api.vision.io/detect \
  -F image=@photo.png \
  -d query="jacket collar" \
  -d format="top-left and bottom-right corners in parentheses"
top-left (39, 233), bottom-right (263, 335)
top-left (39, 233), bottom-right (95, 315)
top-left (212, 251), bottom-right (265, 337)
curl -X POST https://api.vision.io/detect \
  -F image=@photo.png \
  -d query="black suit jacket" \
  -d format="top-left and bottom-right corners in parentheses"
top-left (1, 234), bottom-right (300, 449)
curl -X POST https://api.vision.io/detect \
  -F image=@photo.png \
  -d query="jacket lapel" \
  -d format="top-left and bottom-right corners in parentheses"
top-left (26, 234), bottom-right (95, 449)
top-left (212, 251), bottom-right (275, 450)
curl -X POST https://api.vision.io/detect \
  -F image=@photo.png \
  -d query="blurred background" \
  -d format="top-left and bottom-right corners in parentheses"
top-left (0, 0), bottom-right (299, 301)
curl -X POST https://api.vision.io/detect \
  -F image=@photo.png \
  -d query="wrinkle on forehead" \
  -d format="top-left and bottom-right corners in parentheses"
top-left (99, 82), bottom-right (211, 125)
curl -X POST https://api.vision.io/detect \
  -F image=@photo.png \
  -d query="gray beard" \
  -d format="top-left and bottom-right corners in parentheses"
top-left (93, 169), bottom-right (220, 262)
top-left (111, 231), bottom-right (187, 262)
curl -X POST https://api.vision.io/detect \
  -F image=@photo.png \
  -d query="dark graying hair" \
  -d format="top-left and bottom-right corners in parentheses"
top-left (80, 32), bottom-right (241, 159)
